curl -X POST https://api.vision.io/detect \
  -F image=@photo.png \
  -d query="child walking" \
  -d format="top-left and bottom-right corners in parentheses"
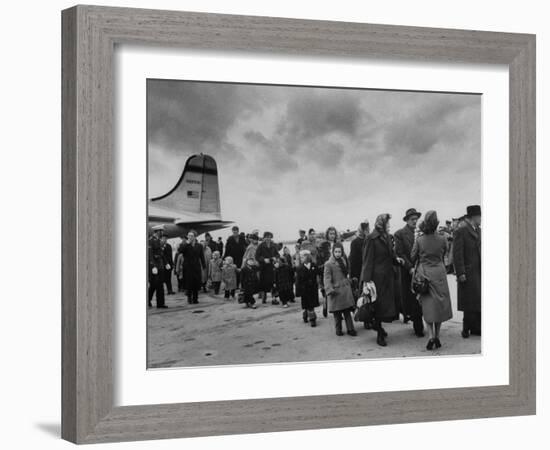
top-left (221, 256), bottom-right (237, 300)
top-left (240, 257), bottom-right (258, 308)
top-left (296, 253), bottom-right (319, 327)
top-left (209, 250), bottom-right (223, 295)
top-left (274, 257), bottom-right (295, 308)
top-left (323, 243), bottom-right (357, 336)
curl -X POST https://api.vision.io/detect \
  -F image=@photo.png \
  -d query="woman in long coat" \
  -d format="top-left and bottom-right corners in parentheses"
top-left (255, 231), bottom-right (280, 304)
top-left (324, 243), bottom-right (357, 336)
top-left (182, 230), bottom-right (206, 304)
top-left (296, 253), bottom-right (320, 327)
top-left (361, 214), bottom-right (404, 346)
top-left (411, 211), bottom-right (453, 350)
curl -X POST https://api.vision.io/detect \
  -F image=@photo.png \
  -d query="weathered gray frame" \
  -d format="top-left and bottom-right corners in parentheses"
top-left (62, 5), bottom-right (536, 444)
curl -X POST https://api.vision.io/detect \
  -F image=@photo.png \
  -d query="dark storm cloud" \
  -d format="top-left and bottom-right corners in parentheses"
top-left (276, 90), bottom-right (372, 154)
top-left (147, 80), bottom-right (268, 157)
top-left (243, 130), bottom-right (299, 173)
top-left (381, 94), bottom-right (480, 156)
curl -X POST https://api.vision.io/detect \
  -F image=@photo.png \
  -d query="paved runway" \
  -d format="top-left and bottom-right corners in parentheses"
top-left (147, 275), bottom-right (481, 368)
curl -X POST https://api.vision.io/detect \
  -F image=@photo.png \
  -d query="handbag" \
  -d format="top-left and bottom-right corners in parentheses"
top-left (411, 260), bottom-right (430, 295)
top-left (354, 294), bottom-right (375, 323)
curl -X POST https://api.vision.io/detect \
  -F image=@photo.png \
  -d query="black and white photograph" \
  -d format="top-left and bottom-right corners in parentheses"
top-left (146, 79), bottom-right (482, 368)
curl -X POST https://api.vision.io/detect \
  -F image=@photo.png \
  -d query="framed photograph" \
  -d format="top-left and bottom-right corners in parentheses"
top-left (62, 5), bottom-right (536, 444)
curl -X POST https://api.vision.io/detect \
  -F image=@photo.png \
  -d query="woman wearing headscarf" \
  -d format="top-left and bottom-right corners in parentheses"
top-left (324, 243), bottom-right (357, 336)
top-left (360, 214), bottom-right (404, 346)
top-left (411, 210), bottom-right (453, 350)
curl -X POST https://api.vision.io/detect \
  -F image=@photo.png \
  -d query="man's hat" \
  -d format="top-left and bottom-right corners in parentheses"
top-left (466, 205), bottom-right (481, 217)
top-left (403, 208), bottom-right (422, 221)
top-left (263, 231), bottom-right (273, 238)
top-left (152, 224), bottom-right (165, 232)
top-left (299, 229), bottom-right (306, 234)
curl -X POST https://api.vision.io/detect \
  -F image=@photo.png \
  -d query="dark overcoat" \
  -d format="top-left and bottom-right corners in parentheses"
top-left (223, 235), bottom-right (247, 267)
top-left (274, 264), bottom-right (294, 293)
top-left (296, 264), bottom-right (320, 310)
top-left (240, 265), bottom-right (259, 296)
top-left (255, 241), bottom-right (279, 291)
top-left (349, 235), bottom-right (366, 281)
top-left (162, 242), bottom-right (174, 268)
top-left (394, 225), bottom-right (417, 317)
top-left (360, 230), bottom-right (399, 322)
top-left (452, 223), bottom-right (481, 312)
top-left (181, 242), bottom-right (205, 291)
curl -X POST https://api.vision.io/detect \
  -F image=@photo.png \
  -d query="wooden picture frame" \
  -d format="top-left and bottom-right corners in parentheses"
top-left (62, 5), bottom-right (536, 444)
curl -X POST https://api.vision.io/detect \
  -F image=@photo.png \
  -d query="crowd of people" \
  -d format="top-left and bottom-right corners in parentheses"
top-left (148, 205), bottom-right (482, 350)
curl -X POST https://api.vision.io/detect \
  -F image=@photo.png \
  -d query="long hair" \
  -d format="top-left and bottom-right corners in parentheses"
top-left (325, 226), bottom-right (339, 242)
top-left (422, 210), bottom-right (439, 235)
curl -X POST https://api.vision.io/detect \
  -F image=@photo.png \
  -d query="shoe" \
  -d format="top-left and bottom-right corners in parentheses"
top-left (157, 305), bottom-right (168, 309)
top-left (336, 330), bottom-right (344, 336)
top-left (363, 321), bottom-right (372, 330)
top-left (290, 299), bottom-right (296, 303)
top-left (322, 306), bottom-right (328, 318)
top-left (148, 302), bottom-right (152, 308)
top-left (303, 314), bottom-right (308, 324)
top-left (434, 338), bottom-right (442, 348)
top-left (376, 333), bottom-right (387, 347)
top-left (426, 339), bottom-right (435, 350)
top-left (283, 304), bottom-right (289, 308)
top-left (461, 330), bottom-right (470, 339)
top-left (272, 300), bottom-right (280, 305)
top-left (415, 331), bottom-right (425, 338)
top-left (347, 329), bottom-right (357, 337)
top-left (310, 320), bottom-right (316, 327)
top-left (251, 305), bottom-right (257, 309)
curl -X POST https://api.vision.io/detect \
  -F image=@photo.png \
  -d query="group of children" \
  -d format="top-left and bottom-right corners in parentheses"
top-left (206, 251), bottom-right (298, 311)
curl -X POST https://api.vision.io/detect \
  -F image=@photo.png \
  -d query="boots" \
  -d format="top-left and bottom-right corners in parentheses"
top-left (344, 310), bottom-right (357, 336)
top-left (302, 310), bottom-right (308, 323)
top-left (308, 310), bottom-right (317, 327)
top-left (334, 312), bottom-right (344, 336)
top-left (377, 329), bottom-right (387, 346)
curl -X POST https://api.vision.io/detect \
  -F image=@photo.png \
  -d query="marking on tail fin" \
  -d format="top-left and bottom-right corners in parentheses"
top-left (150, 154), bottom-right (222, 219)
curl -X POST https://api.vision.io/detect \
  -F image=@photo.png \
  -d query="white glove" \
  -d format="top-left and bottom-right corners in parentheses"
top-left (152, 267), bottom-right (158, 275)
top-left (165, 264), bottom-right (171, 270)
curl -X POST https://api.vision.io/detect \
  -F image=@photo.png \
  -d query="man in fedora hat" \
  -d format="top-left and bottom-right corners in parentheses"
top-left (394, 208), bottom-right (424, 336)
top-left (453, 205), bottom-right (482, 337)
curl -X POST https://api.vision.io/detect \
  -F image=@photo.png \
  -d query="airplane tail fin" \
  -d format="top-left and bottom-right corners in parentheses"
top-left (151, 154), bottom-right (222, 218)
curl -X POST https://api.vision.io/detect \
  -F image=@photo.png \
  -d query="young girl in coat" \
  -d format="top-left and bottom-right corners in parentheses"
top-left (324, 243), bottom-right (357, 336)
top-left (274, 257), bottom-right (295, 308)
top-left (221, 256), bottom-right (238, 300)
top-left (296, 252), bottom-right (320, 327)
top-left (240, 257), bottom-right (258, 309)
top-left (208, 251), bottom-right (223, 295)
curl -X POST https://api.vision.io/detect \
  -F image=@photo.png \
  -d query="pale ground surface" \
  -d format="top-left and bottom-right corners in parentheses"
top-left (147, 275), bottom-right (481, 368)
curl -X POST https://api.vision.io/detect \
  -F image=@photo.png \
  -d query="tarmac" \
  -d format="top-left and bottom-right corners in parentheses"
top-left (147, 275), bottom-right (481, 368)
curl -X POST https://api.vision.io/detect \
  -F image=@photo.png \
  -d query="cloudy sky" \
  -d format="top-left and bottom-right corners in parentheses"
top-left (148, 79), bottom-right (481, 240)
